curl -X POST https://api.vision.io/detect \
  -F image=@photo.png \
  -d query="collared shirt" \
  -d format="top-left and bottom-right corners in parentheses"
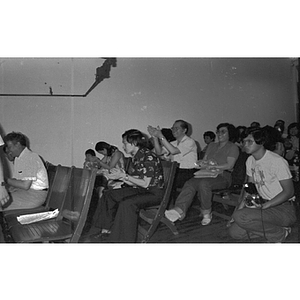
top-left (13, 147), bottom-right (48, 190)
top-left (170, 135), bottom-right (197, 169)
top-left (129, 148), bottom-right (164, 188)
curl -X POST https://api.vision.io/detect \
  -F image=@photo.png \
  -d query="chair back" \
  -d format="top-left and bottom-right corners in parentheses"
top-left (230, 151), bottom-right (249, 187)
top-left (44, 165), bottom-right (73, 210)
top-left (158, 160), bottom-right (178, 212)
top-left (46, 164), bottom-right (57, 190)
top-left (61, 167), bottom-right (97, 242)
top-left (138, 161), bottom-right (178, 242)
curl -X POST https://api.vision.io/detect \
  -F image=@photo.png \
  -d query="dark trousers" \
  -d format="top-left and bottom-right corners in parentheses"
top-left (170, 168), bottom-right (197, 206)
top-left (96, 186), bottom-right (164, 242)
top-left (228, 201), bottom-right (297, 242)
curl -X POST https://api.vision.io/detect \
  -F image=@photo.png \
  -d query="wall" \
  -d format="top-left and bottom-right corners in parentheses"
top-left (0, 57), bottom-right (298, 169)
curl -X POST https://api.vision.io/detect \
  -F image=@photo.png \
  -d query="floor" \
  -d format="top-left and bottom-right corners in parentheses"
top-left (79, 200), bottom-right (300, 244)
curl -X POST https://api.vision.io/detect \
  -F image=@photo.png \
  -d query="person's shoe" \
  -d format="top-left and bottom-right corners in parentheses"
top-left (165, 209), bottom-right (181, 222)
top-left (201, 213), bottom-right (212, 226)
top-left (90, 229), bottom-right (111, 240)
top-left (283, 227), bottom-right (291, 241)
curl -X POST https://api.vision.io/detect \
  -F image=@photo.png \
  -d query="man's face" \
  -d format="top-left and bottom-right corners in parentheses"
top-left (6, 141), bottom-right (22, 158)
top-left (243, 134), bottom-right (263, 155)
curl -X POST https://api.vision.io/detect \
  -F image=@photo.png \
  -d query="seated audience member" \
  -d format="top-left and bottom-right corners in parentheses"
top-left (147, 120), bottom-right (197, 199)
top-left (236, 125), bottom-right (247, 149)
top-left (199, 131), bottom-right (216, 159)
top-left (83, 149), bottom-right (100, 170)
top-left (263, 125), bottom-right (285, 157)
top-left (250, 121), bottom-right (260, 129)
top-left (228, 126), bottom-right (296, 242)
top-left (285, 122), bottom-right (299, 164)
top-left (274, 119), bottom-right (287, 138)
top-left (165, 123), bottom-right (239, 226)
top-left (94, 141), bottom-right (125, 192)
top-left (93, 129), bottom-right (164, 242)
top-left (1, 132), bottom-right (49, 211)
top-left (0, 135), bottom-right (10, 208)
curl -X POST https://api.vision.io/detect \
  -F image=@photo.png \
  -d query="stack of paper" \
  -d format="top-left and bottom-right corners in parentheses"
top-left (17, 209), bottom-right (59, 225)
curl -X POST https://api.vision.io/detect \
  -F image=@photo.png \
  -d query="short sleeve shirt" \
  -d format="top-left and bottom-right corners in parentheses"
top-left (246, 150), bottom-right (292, 200)
top-left (129, 148), bottom-right (164, 188)
top-left (205, 141), bottom-right (239, 171)
top-left (13, 147), bottom-right (49, 190)
top-left (170, 135), bottom-right (197, 169)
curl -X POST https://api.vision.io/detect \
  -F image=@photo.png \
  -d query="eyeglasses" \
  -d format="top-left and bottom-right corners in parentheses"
top-left (216, 130), bottom-right (228, 135)
top-left (171, 127), bottom-right (181, 131)
top-left (243, 139), bottom-right (255, 146)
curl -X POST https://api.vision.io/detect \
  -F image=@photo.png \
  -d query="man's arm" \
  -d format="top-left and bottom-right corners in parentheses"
top-left (0, 162), bottom-right (10, 206)
top-left (262, 178), bottom-right (294, 209)
top-left (6, 178), bottom-right (32, 190)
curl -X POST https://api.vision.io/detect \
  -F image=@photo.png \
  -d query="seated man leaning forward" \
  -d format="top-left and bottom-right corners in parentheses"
top-left (165, 123), bottom-right (239, 226)
top-left (93, 129), bottom-right (164, 243)
top-left (228, 126), bottom-right (296, 243)
top-left (1, 132), bottom-right (49, 211)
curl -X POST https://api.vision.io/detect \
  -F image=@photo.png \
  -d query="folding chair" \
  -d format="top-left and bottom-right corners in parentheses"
top-left (211, 151), bottom-right (249, 220)
top-left (3, 165), bottom-right (73, 230)
top-left (138, 161), bottom-right (179, 243)
top-left (9, 167), bottom-right (97, 243)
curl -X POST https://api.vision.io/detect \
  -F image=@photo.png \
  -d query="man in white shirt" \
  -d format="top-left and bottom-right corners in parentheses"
top-left (229, 126), bottom-right (296, 242)
top-left (1, 132), bottom-right (49, 211)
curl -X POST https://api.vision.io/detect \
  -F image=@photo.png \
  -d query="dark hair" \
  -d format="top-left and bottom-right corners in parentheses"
top-left (122, 129), bottom-right (150, 149)
top-left (161, 128), bottom-right (176, 142)
top-left (250, 121), bottom-right (260, 128)
top-left (245, 126), bottom-right (282, 151)
top-left (95, 141), bottom-right (118, 157)
top-left (203, 131), bottom-right (216, 141)
top-left (85, 149), bottom-right (96, 156)
top-left (174, 119), bottom-right (189, 134)
top-left (216, 123), bottom-right (238, 142)
top-left (4, 132), bottom-right (27, 147)
top-left (287, 122), bottom-right (299, 138)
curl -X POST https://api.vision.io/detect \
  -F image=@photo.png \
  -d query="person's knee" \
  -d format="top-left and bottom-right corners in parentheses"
top-left (228, 223), bottom-right (245, 239)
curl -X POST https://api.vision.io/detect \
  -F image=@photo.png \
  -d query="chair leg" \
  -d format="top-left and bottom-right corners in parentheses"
top-left (160, 217), bottom-right (179, 235)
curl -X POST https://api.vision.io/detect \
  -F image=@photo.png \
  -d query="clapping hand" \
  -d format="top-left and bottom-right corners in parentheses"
top-left (106, 168), bottom-right (126, 180)
top-left (147, 125), bottom-right (162, 139)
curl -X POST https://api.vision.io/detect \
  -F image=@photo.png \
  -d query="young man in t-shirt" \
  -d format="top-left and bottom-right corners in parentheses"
top-left (228, 127), bottom-right (296, 243)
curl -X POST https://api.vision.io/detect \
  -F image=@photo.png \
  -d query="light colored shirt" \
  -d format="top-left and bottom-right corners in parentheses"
top-left (246, 150), bottom-right (292, 200)
top-left (13, 147), bottom-right (48, 190)
top-left (170, 135), bottom-right (197, 169)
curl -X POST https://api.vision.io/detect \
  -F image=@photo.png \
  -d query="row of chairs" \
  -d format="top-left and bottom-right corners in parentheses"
top-left (1, 165), bottom-right (97, 243)
top-left (0, 153), bottom-right (248, 243)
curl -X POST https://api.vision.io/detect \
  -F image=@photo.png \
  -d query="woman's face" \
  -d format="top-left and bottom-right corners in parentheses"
top-left (122, 137), bottom-right (136, 155)
top-left (216, 126), bottom-right (229, 143)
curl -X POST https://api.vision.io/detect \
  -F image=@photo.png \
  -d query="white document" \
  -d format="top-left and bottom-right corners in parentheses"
top-left (17, 209), bottom-right (59, 225)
